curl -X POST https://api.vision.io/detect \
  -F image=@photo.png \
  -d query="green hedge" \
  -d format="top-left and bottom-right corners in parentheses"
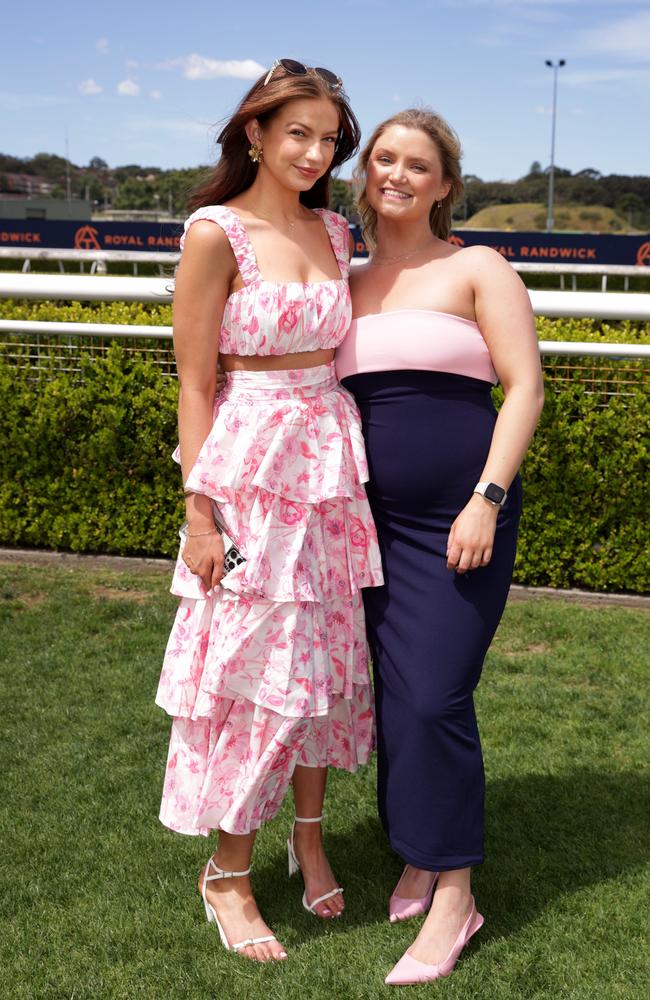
top-left (0, 327), bottom-right (648, 592)
top-left (0, 298), bottom-right (173, 326)
top-left (535, 315), bottom-right (650, 344)
top-left (506, 382), bottom-right (647, 591)
top-left (0, 348), bottom-right (182, 557)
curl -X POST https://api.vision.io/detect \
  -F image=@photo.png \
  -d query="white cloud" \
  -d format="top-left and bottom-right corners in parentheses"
top-left (0, 90), bottom-right (68, 110)
top-left (96, 37), bottom-right (109, 55)
top-left (124, 115), bottom-right (209, 136)
top-left (79, 78), bottom-right (102, 96)
top-left (117, 79), bottom-right (141, 97)
top-left (150, 89), bottom-right (162, 100)
top-left (165, 54), bottom-right (265, 80)
top-left (561, 67), bottom-right (650, 86)
top-left (579, 11), bottom-right (650, 59)
top-left (536, 102), bottom-right (584, 117)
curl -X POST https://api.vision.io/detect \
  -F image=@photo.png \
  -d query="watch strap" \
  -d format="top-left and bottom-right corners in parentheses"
top-left (474, 481), bottom-right (507, 507)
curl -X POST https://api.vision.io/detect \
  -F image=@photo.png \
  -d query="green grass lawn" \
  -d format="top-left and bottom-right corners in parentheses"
top-left (1, 560), bottom-right (648, 1000)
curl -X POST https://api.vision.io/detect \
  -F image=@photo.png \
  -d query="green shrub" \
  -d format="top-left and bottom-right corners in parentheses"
top-left (535, 316), bottom-right (650, 344)
top-left (0, 321), bottom-right (648, 592)
top-left (0, 298), bottom-right (173, 326)
top-left (513, 382), bottom-right (648, 591)
top-left (0, 346), bottom-right (182, 557)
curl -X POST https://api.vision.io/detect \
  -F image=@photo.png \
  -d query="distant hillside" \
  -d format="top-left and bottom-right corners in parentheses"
top-left (2, 152), bottom-right (649, 227)
top-left (460, 202), bottom-right (637, 234)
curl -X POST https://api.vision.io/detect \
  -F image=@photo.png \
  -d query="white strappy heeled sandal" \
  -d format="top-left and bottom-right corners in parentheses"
top-left (200, 858), bottom-right (281, 956)
top-left (287, 814), bottom-right (344, 917)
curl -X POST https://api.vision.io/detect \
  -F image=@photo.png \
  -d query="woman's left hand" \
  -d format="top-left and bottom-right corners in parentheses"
top-left (446, 494), bottom-right (499, 573)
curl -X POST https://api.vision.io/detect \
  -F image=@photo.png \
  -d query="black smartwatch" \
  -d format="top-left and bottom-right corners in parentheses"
top-left (473, 481), bottom-right (507, 508)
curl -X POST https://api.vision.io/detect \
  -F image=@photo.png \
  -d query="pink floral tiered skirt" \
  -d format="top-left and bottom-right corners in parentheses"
top-left (156, 362), bottom-right (383, 836)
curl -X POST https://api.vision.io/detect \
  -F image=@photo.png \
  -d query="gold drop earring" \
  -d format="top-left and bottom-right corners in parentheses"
top-left (248, 142), bottom-right (263, 164)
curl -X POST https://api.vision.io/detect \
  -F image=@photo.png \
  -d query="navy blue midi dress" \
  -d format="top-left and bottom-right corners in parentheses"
top-left (337, 309), bottom-right (522, 871)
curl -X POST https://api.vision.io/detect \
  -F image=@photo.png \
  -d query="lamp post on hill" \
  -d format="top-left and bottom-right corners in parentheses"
top-left (545, 58), bottom-right (565, 232)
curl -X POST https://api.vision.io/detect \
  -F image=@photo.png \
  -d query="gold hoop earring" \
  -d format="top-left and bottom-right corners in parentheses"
top-left (248, 143), bottom-right (263, 164)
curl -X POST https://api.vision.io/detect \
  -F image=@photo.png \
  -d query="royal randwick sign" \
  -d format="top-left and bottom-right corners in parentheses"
top-left (1, 219), bottom-right (650, 267)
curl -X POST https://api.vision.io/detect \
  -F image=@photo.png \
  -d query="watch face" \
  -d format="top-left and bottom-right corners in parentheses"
top-left (485, 483), bottom-right (506, 504)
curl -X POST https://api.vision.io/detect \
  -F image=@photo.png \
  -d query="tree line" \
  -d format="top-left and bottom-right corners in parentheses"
top-left (1, 152), bottom-right (648, 228)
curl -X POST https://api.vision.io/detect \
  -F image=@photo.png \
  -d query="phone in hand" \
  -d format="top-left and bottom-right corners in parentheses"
top-left (179, 503), bottom-right (246, 576)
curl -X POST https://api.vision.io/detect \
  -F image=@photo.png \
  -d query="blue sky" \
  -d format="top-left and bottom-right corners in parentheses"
top-left (2, 0), bottom-right (649, 181)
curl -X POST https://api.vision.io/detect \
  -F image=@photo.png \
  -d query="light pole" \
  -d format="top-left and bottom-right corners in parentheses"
top-left (545, 58), bottom-right (565, 232)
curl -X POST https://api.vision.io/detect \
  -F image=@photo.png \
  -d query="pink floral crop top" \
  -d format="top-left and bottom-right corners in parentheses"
top-left (180, 205), bottom-right (352, 356)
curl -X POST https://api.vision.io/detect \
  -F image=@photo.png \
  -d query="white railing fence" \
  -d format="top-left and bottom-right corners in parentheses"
top-left (0, 247), bottom-right (173, 275)
top-left (1, 318), bottom-right (649, 361)
top-left (1, 272), bottom-right (650, 321)
top-left (0, 272), bottom-right (648, 401)
top-left (1, 248), bottom-right (649, 289)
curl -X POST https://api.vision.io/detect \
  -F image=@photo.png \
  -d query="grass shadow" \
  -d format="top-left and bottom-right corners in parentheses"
top-left (253, 768), bottom-right (650, 947)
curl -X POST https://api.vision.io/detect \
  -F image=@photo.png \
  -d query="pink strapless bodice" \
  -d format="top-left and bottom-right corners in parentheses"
top-left (335, 309), bottom-right (497, 385)
top-left (180, 205), bottom-right (352, 356)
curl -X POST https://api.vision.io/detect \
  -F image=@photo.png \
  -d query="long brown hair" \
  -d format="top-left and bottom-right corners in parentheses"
top-left (189, 67), bottom-right (361, 210)
top-left (353, 108), bottom-right (464, 249)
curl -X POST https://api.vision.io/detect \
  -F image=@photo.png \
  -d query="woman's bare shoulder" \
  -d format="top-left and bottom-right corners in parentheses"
top-left (453, 243), bottom-right (513, 272)
top-left (183, 217), bottom-right (232, 252)
top-left (180, 219), bottom-right (238, 284)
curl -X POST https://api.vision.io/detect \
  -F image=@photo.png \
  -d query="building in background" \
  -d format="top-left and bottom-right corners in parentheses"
top-left (0, 198), bottom-right (91, 221)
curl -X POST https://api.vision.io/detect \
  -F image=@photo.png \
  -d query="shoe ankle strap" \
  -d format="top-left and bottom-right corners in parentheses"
top-left (294, 814), bottom-right (324, 824)
top-left (204, 857), bottom-right (251, 882)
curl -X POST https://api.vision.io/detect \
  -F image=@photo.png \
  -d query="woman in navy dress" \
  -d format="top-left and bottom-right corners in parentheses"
top-left (336, 109), bottom-right (544, 985)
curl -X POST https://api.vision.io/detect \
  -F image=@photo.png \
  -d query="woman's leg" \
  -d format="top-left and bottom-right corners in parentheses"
top-left (291, 765), bottom-right (345, 918)
top-left (406, 867), bottom-right (473, 964)
top-left (199, 829), bottom-right (287, 962)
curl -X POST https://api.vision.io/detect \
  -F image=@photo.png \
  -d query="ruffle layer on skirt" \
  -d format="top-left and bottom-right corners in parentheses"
top-left (159, 685), bottom-right (374, 836)
top-left (176, 365), bottom-right (370, 504)
top-left (156, 589), bottom-right (371, 720)
top-left (170, 486), bottom-right (382, 603)
top-left (158, 364), bottom-right (382, 836)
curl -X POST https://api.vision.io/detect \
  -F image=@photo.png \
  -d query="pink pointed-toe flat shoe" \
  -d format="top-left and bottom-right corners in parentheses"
top-left (384, 896), bottom-right (484, 985)
top-left (388, 866), bottom-right (439, 923)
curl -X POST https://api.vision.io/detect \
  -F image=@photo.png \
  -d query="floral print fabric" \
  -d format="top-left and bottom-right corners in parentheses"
top-left (157, 363), bottom-right (383, 836)
top-left (178, 206), bottom-right (352, 356)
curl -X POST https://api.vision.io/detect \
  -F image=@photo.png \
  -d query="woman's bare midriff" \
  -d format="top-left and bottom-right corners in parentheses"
top-left (220, 348), bottom-right (335, 372)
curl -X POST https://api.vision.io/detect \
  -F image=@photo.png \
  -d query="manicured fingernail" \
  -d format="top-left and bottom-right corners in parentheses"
top-left (279, 951), bottom-right (288, 958)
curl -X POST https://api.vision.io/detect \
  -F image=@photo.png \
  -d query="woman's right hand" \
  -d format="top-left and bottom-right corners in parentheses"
top-left (182, 530), bottom-right (225, 591)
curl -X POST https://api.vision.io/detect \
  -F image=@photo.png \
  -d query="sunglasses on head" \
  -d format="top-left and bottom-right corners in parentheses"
top-left (263, 58), bottom-right (343, 91)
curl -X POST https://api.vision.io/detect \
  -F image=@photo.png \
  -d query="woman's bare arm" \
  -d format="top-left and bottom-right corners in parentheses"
top-left (446, 247), bottom-right (544, 573)
top-left (173, 220), bottom-right (237, 587)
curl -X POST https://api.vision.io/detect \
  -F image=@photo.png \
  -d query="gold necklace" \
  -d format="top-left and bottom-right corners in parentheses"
top-left (255, 210), bottom-right (302, 231)
top-left (371, 237), bottom-right (436, 266)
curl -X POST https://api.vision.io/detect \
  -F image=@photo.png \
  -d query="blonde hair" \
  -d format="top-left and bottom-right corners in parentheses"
top-left (354, 108), bottom-right (463, 249)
